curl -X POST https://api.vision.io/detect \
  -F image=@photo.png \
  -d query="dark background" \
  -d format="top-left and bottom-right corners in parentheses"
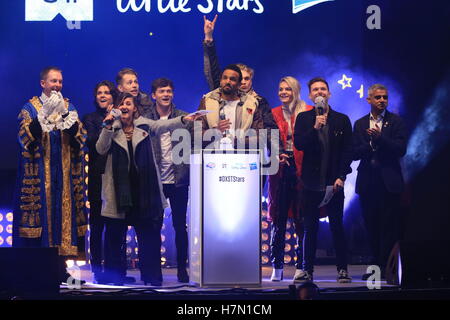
top-left (1, 0), bottom-right (449, 250)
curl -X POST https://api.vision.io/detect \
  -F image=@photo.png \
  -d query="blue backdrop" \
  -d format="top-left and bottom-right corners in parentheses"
top-left (1, 0), bottom-right (450, 243)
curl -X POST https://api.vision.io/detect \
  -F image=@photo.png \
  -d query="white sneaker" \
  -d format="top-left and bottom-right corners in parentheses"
top-left (293, 269), bottom-right (313, 282)
top-left (270, 268), bottom-right (283, 281)
top-left (293, 269), bottom-right (305, 281)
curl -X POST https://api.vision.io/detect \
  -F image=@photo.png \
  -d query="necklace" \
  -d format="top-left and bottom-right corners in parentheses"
top-left (123, 126), bottom-right (134, 141)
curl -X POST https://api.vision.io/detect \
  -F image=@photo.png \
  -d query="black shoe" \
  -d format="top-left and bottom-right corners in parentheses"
top-left (177, 269), bottom-right (189, 283)
top-left (337, 269), bottom-right (352, 283)
top-left (94, 273), bottom-right (127, 286)
top-left (361, 272), bottom-right (373, 281)
top-left (93, 273), bottom-right (110, 284)
top-left (143, 280), bottom-right (162, 286)
top-left (123, 276), bottom-right (136, 284)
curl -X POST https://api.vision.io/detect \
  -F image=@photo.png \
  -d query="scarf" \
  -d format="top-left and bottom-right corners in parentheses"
top-left (111, 139), bottom-right (133, 212)
top-left (135, 124), bottom-right (162, 221)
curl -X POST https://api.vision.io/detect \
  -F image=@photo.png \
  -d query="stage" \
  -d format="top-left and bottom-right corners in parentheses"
top-left (55, 265), bottom-right (450, 300)
top-left (2, 0), bottom-right (450, 307)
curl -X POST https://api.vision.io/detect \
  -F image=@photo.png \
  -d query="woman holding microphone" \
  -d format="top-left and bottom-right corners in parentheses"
top-left (96, 92), bottom-right (197, 286)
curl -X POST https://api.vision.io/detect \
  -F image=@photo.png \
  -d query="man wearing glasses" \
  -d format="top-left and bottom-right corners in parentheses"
top-left (353, 84), bottom-right (407, 280)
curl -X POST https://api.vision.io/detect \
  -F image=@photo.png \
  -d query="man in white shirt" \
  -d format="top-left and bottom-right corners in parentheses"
top-left (197, 64), bottom-right (265, 149)
top-left (145, 78), bottom-right (191, 283)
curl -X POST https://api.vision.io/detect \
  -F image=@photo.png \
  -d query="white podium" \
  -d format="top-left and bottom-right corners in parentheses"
top-left (189, 150), bottom-right (261, 287)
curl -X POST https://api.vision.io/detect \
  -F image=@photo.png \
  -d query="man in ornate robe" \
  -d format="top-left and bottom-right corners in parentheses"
top-left (13, 67), bottom-right (88, 282)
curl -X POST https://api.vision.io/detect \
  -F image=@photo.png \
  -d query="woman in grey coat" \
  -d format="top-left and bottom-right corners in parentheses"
top-left (96, 92), bottom-right (196, 286)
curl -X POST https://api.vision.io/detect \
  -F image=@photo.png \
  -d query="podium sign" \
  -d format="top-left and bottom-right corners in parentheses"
top-left (189, 150), bottom-right (261, 287)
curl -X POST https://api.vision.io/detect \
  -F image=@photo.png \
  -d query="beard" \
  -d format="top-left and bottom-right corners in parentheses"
top-left (221, 84), bottom-right (236, 95)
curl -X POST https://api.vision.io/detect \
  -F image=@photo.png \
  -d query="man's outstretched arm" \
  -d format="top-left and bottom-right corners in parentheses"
top-left (203, 15), bottom-right (221, 90)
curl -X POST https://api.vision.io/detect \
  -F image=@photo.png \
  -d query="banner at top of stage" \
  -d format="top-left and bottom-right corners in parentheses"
top-left (24, 0), bottom-right (340, 22)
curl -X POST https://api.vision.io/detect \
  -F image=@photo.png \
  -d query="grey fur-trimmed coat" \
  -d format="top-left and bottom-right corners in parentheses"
top-left (95, 116), bottom-right (185, 220)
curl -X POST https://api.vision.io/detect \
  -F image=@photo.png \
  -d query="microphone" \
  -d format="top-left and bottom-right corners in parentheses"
top-left (102, 108), bottom-right (122, 127)
top-left (218, 104), bottom-right (233, 150)
top-left (315, 96), bottom-right (325, 115)
top-left (219, 105), bottom-right (229, 137)
top-left (219, 105), bottom-right (226, 121)
top-left (314, 96), bottom-right (326, 129)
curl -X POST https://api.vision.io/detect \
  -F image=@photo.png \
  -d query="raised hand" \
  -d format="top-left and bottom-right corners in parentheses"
top-left (204, 14), bottom-right (218, 41)
top-left (102, 113), bottom-right (115, 130)
top-left (42, 92), bottom-right (59, 116)
top-left (53, 91), bottom-right (66, 115)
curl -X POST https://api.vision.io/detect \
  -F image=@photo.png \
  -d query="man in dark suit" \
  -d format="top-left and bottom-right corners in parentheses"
top-left (353, 84), bottom-right (407, 280)
top-left (294, 77), bottom-right (353, 283)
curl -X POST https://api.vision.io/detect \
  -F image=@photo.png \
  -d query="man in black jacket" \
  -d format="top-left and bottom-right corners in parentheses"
top-left (141, 78), bottom-right (191, 283)
top-left (353, 84), bottom-right (407, 280)
top-left (294, 77), bottom-right (353, 283)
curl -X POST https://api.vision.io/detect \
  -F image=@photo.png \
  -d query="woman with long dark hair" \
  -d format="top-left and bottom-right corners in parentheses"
top-left (82, 80), bottom-right (118, 283)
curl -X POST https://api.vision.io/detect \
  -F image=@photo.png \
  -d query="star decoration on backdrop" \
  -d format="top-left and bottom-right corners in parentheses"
top-left (338, 74), bottom-right (352, 89)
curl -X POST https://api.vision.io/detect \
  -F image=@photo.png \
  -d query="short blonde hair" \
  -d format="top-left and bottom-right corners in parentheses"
top-left (237, 63), bottom-right (254, 79)
top-left (279, 76), bottom-right (306, 116)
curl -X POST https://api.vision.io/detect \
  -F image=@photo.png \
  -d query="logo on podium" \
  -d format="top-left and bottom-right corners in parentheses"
top-left (25, 0), bottom-right (94, 21)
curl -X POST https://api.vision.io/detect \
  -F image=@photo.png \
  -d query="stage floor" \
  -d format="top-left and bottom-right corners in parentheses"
top-left (62, 264), bottom-right (395, 293)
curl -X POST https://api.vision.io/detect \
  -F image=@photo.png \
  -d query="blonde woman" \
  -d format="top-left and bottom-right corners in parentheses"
top-left (267, 76), bottom-right (312, 282)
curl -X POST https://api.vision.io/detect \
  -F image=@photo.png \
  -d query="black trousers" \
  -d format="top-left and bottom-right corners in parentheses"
top-left (134, 218), bottom-right (163, 282)
top-left (162, 184), bottom-right (189, 270)
top-left (270, 158), bottom-right (304, 269)
top-left (358, 173), bottom-right (401, 272)
top-left (88, 200), bottom-right (106, 276)
top-left (302, 188), bottom-right (348, 273)
top-left (103, 217), bottom-right (128, 282)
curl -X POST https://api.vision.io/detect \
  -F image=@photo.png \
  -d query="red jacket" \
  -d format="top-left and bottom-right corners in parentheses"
top-left (267, 104), bottom-right (313, 223)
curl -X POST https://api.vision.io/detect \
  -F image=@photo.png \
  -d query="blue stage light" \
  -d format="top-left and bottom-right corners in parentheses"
top-left (404, 73), bottom-right (450, 181)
